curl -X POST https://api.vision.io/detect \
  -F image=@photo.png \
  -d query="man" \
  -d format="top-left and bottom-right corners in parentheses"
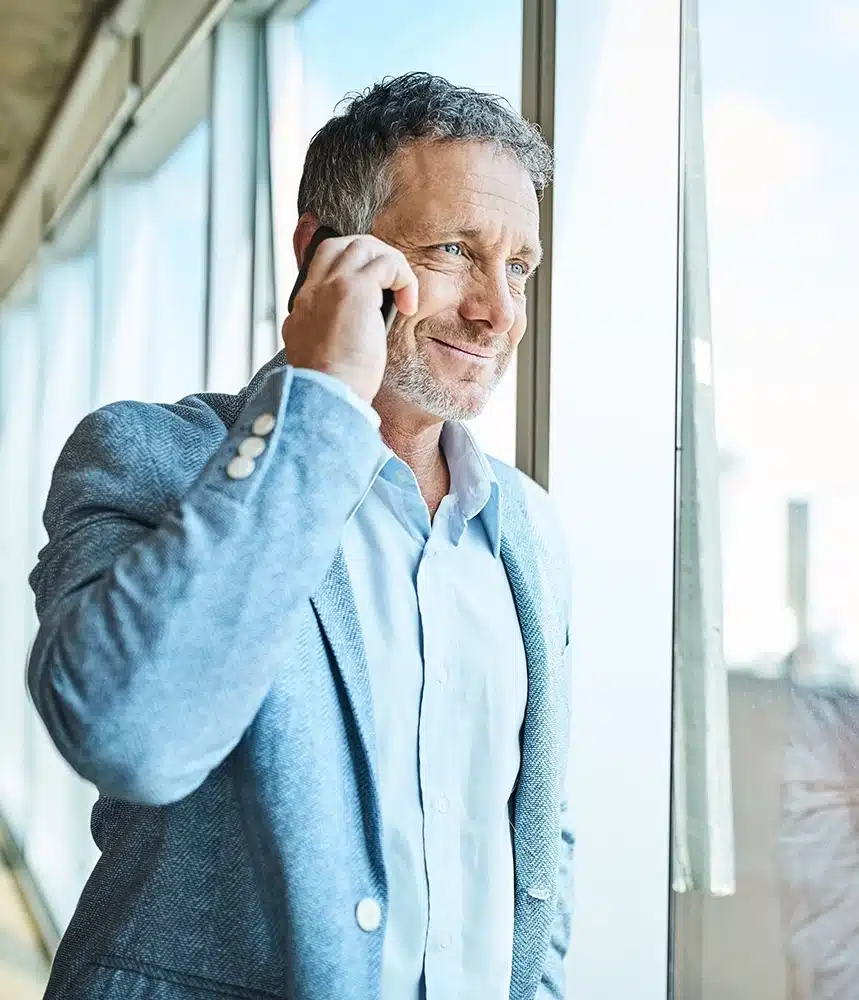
top-left (29, 72), bottom-right (573, 1000)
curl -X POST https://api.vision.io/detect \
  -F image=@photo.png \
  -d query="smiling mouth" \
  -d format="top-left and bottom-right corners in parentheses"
top-left (429, 338), bottom-right (497, 362)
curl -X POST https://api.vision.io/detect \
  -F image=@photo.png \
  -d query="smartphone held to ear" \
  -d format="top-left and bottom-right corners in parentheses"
top-left (288, 225), bottom-right (398, 334)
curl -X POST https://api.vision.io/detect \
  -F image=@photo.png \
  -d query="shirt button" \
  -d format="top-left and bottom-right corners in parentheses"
top-left (226, 455), bottom-right (255, 480)
top-left (435, 795), bottom-right (450, 815)
top-left (355, 897), bottom-right (382, 932)
top-left (252, 412), bottom-right (276, 436)
top-left (238, 436), bottom-right (266, 459)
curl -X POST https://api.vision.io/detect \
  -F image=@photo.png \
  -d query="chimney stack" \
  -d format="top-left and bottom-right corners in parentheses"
top-left (787, 500), bottom-right (809, 650)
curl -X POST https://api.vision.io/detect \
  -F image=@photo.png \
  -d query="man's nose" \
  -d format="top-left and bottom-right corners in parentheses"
top-left (458, 269), bottom-right (517, 335)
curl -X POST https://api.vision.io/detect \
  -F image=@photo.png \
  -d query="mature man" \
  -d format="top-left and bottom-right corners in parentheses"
top-left (29, 72), bottom-right (573, 1000)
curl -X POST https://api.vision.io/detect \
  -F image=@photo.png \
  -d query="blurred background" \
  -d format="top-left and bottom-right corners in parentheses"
top-left (0, 0), bottom-right (857, 997)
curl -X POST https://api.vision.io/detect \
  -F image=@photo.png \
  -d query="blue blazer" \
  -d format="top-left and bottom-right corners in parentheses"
top-left (28, 352), bottom-right (574, 1000)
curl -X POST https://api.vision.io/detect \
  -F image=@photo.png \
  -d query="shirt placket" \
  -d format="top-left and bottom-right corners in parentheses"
top-left (416, 509), bottom-right (463, 997)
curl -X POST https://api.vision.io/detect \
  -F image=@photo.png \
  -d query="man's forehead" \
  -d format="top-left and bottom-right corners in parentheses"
top-left (394, 141), bottom-right (536, 200)
top-left (388, 143), bottom-right (541, 249)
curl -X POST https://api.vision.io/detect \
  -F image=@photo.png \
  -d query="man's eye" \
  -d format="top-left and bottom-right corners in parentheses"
top-left (439, 243), bottom-right (463, 256)
top-left (508, 261), bottom-right (529, 278)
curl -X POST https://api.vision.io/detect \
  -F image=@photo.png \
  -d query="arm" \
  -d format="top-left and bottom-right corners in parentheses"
top-left (28, 365), bottom-right (381, 806)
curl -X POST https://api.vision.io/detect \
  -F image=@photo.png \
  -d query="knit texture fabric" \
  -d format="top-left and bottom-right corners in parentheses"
top-left (29, 352), bottom-right (574, 1000)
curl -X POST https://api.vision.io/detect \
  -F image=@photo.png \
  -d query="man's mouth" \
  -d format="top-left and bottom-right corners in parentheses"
top-left (428, 338), bottom-right (497, 363)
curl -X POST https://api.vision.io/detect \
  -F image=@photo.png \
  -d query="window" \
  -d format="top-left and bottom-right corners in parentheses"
top-left (266, 0), bottom-right (523, 464)
top-left (95, 40), bottom-right (211, 407)
top-left (208, 17), bottom-right (278, 393)
top-left (671, 0), bottom-right (859, 995)
top-left (548, 1), bottom-right (683, 995)
top-left (0, 32), bottom-right (216, 937)
top-left (24, 195), bottom-right (100, 928)
top-left (0, 291), bottom-right (39, 845)
top-left (0, 0), bottom-right (714, 979)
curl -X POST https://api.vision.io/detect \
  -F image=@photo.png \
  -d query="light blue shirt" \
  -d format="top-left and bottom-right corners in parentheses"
top-left (295, 369), bottom-right (528, 1000)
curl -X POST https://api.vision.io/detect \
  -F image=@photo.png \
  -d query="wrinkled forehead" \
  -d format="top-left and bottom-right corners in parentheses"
top-left (383, 140), bottom-right (541, 255)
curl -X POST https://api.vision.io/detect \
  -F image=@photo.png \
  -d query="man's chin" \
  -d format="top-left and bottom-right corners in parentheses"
top-left (382, 362), bottom-right (494, 421)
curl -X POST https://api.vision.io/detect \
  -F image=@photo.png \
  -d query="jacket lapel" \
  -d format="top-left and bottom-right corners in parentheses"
top-left (309, 548), bottom-right (384, 861)
top-left (309, 466), bottom-right (563, 1000)
top-left (500, 494), bottom-right (562, 1000)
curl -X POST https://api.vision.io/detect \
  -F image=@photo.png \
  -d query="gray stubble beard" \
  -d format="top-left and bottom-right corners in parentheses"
top-left (382, 318), bottom-right (513, 421)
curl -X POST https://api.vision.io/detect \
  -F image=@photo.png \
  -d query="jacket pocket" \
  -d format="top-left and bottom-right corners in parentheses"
top-left (72, 955), bottom-right (284, 1000)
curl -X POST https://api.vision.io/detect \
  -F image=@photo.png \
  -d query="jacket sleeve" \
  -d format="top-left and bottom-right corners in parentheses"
top-left (27, 365), bottom-right (382, 806)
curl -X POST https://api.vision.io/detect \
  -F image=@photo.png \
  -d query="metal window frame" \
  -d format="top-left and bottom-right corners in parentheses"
top-left (250, 25), bottom-right (280, 373)
top-left (518, 0), bottom-right (556, 489)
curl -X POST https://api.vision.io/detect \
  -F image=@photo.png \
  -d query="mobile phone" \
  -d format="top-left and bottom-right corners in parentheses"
top-left (287, 225), bottom-right (398, 333)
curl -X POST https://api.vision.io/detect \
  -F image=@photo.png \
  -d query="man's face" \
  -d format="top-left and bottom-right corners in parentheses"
top-left (372, 140), bottom-right (541, 422)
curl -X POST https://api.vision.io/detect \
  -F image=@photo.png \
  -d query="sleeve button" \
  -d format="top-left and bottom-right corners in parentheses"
top-left (238, 436), bottom-right (266, 459)
top-left (252, 413), bottom-right (276, 436)
top-left (226, 455), bottom-right (255, 480)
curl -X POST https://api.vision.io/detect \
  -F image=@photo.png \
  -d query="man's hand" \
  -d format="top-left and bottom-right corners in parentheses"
top-left (282, 234), bottom-right (419, 405)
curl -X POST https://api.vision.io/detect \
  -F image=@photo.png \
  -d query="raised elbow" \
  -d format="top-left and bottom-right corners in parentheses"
top-left (28, 642), bottom-right (207, 807)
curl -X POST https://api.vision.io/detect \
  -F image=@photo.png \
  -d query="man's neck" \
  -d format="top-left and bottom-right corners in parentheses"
top-left (374, 392), bottom-right (451, 517)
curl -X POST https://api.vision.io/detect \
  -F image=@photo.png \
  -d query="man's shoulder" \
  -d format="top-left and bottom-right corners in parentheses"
top-left (487, 456), bottom-right (572, 643)
top-left (487, 457), bottom-right (570, 577)
top-left (487, 457), bottom-right (563, 536)
top-left (70, 391), bottom-right (231, 464)
top-left (72, 354), bottom-right (289, 465)
top-left (54, 390), bottom-right (243, 524)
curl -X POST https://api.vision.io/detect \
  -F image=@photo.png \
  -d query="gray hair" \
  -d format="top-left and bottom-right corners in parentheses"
top-left (297, 72), bottom-right (554, 235)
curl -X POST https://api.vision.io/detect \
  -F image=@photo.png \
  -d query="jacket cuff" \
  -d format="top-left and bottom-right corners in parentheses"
top-left (292, 368), bottom-right (381, 430)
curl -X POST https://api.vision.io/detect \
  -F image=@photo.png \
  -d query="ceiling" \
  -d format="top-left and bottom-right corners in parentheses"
top-left (0, 0), bottom-right (115, 225)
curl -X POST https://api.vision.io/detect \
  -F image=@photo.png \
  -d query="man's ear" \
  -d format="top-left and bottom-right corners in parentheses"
top-left (293, 213), bottom-right (320, 268)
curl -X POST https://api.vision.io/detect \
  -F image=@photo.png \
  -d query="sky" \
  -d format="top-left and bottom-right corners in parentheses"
top-left (699, 0), bottom-right (859, 667)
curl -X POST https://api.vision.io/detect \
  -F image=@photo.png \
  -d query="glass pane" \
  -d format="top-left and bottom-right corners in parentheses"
top-left (672, 0), bottom-right (859, 995)
top-left (147, 122), bottom-right (209, 402)
top-left (549, 1), bottom-right (683, 995)
top-left (0, 299), bottom-right (39, 844)
top-left (267, 0), bottom-right (522, 463)
top-left (207, 18), bottom-right (260, 394)
top-left (25, 246), bottom-right (100, 929)
top-left (96, 120), bottom-right (210, 407)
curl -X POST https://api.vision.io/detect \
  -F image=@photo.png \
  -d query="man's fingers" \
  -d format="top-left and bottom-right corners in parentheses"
top-left (359, 253), bottom-right (419, 317)
top-left (303, 235), bottom-right (357, 283)
top-left (300, 232), bottom-right (419, 316)
top-left (305, 233), bottom-right (392, 281)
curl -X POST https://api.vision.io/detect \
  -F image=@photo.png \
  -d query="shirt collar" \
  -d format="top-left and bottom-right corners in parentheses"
top-left (371, 422), bottom-right (501, 556)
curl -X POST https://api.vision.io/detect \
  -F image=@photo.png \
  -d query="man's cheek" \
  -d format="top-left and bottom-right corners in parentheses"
top-left (416, 268), bottom-right (463, 315)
